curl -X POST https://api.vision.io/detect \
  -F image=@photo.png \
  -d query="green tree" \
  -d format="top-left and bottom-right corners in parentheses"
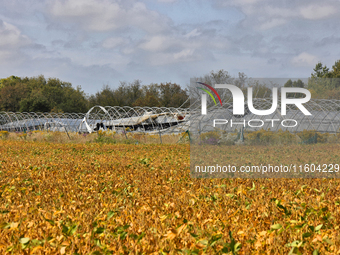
top-left (0, 81), bottom-right (28, 112)
top-left (0, 75), bottom-right (21, 89)
top-left (133, 84), bottom-right (160, 107)
top-left (89, 85), bottom-right (117, 108)
top-left (309, 60), bottom-right (340, 99)
top-left (311, 62), bottom-right (330, 78)
top-left (331, 60), bottom-right (340, 78)
top-left (56, 86), bottom-right (88, 113)
top-left (283, 79), bottom-right (305, 98)
top-left (158, 82), bottom-right (188, 107)
top-left (0, 75), bottom-right (88, 113)
top-left (90, 81), bottom-right (188, 108)
top-left (19, 91), bottom-right (50, 112)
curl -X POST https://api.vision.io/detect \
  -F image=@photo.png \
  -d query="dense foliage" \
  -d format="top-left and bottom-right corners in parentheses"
top-left (88, 81), bottom-right (188, 108)
top-left (0, 77), bottom-right (188, 113)
top-left (0, 76), bottom-right (88, 113)
top-left (308, 60), bottom-right (340, 99)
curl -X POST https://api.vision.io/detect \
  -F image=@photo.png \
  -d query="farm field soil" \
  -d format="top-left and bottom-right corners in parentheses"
top-left (1, 141), bottom-right (340, 254)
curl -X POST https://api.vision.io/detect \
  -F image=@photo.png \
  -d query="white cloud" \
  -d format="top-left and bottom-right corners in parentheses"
top-left (174, 48), bottom-right (195, 61)
top-left (300, 5), bottom-right (337, 20)
top-left (185, 28), bottom-right (201, 38)
top-left (157, 0), bottom-right (178, 3)
top-left (224, 0), bottom-right (265, 8)
top-left (138, 34), bottom-right (198, 53)
top-left (146, 50), bottom-right (201, 66)
top-left (259, 18), bottom-right (287, 30)
top-left (214, 0), bottom-right (340, 30)
top-left (0, 20), bottom-right (30, 48)
top-left (102, 37), bottom-right (128, 49)
top-left (138, 31), bottom-right (230, 65)
top-left (47, 0), bottom-right (171, 33)
top-left (139, 35), bottom-right (170, 52)
top-left (0, 20), bottom-right (31, 65)
top-left (292, 52), bottom-right (318, 67)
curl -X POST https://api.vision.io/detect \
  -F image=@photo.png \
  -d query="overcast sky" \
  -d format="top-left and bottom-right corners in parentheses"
top-left (0, 0), bottom-right (340, 94)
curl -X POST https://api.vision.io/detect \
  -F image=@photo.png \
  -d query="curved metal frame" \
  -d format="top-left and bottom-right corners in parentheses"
top-left (0, 99), bottom-right (339, 134)
top-left (189, 98), bottom-right (340, 134)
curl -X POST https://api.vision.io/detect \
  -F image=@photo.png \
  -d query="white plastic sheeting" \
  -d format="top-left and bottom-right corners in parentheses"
top-left (1, 99), bottom-right (340, 134)
top-left (0, 106), bottom-right (190, 134)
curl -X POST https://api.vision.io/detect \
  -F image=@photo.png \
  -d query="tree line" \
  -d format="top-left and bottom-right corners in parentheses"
top-left (88, 80), bottom-right (188, 110)
top-left (0, 59), bottom-right (340, 113)
top-left (0, 76), bottom-right (188, 113)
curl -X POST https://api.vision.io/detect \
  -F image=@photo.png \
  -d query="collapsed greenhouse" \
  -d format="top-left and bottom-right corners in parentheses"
top-left (1, 98), bottom-right (340, 135)
top-left (0, 106), bottom-right (190, 134)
